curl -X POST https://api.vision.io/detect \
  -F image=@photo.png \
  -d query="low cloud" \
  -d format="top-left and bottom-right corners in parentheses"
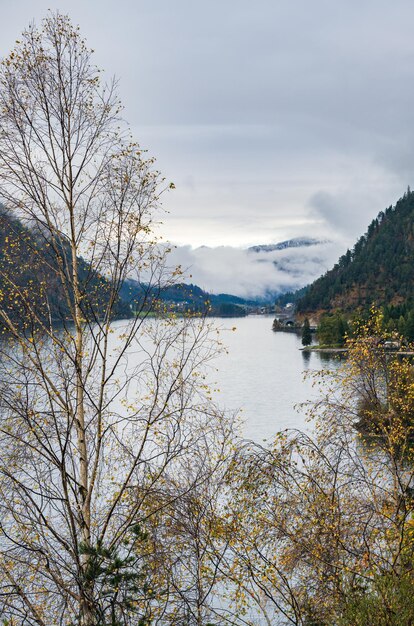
top-left (167, 240), bottom-right (340, 298)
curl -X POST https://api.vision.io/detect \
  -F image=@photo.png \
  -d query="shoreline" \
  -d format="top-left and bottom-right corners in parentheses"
top-left (301, 346), bottom-right (414, 355)
top-left (301, 347), bottom-right (348, 353)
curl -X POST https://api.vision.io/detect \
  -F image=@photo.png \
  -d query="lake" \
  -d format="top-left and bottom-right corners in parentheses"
top-left (97, 314), bottom-right (340, 446)
top-left (212, 315), bottom-right (340, 441)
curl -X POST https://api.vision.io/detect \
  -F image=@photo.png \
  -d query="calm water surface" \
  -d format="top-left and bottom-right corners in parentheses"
top-left (213, 315), bottom-right (340, 441)
top-left (106, 315), bottom-right (340, 445)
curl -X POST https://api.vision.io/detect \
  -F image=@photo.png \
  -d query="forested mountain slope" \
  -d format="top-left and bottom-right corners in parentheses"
top-left (297, 189), bottom-right (414, 315)
top-left (120, 279), bottom-right (251, 316)
top-left (0, 207), bottom-right (131, 326)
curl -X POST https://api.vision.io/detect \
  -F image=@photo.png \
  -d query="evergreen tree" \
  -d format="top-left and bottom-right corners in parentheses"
top-left (301, 318), bottom-right (312, 346)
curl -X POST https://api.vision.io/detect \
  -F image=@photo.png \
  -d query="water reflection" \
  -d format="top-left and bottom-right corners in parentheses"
top-left (301, 349), bottom-right (311, 365)
top-left (301, 349), bottom-right (348, 366)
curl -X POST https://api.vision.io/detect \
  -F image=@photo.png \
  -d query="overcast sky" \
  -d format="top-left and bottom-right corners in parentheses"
top-left (1, 1), bottom-right (413, 255)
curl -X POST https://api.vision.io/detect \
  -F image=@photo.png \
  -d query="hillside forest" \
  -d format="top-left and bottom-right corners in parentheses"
top-left (296, 188), bottom-right (414, 344)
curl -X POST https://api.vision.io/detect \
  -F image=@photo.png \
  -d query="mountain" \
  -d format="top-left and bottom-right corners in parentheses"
top-left (296, 189), bottom-right (414, 316)
top-left (248, 237), bottom-right (329, 253)
top-left (0, 207), bottom-right (131, 326)
top-left (120, 280), bottom-right (252, 316)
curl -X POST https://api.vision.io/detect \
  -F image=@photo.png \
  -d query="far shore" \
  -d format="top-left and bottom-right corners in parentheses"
top-left (301, 346), bottom-right (414, 356)
top-left (301, 346), bottom-right (348, 353)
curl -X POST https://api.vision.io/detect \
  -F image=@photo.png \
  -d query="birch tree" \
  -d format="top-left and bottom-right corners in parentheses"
top-left (0, 13), bottom-right (236, 625)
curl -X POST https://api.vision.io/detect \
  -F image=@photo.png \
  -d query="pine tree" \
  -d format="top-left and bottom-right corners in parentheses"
top-left (302, 318), bottom-right (312, 346)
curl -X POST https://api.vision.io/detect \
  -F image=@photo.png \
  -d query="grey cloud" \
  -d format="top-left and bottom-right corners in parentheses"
top-left (1, 1), bottom-right (414, 250)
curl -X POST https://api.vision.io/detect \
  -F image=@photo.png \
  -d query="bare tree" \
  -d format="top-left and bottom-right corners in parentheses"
top-left (0, 14), bottom-right (237, 625)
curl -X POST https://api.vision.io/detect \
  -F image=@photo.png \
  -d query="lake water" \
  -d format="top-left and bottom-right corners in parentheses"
top-left (107, 314), bottom-right (341, 444)
top-left (212, 315), bottom-right (340, 441)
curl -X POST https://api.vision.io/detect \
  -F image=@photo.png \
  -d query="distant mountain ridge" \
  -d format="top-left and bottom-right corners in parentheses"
top-left (248, 237), bottom-right (329, 253)
top-left (296, 189), bottom-right (414, 315)
top-left (120, 279), bottom-right (260, 314)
